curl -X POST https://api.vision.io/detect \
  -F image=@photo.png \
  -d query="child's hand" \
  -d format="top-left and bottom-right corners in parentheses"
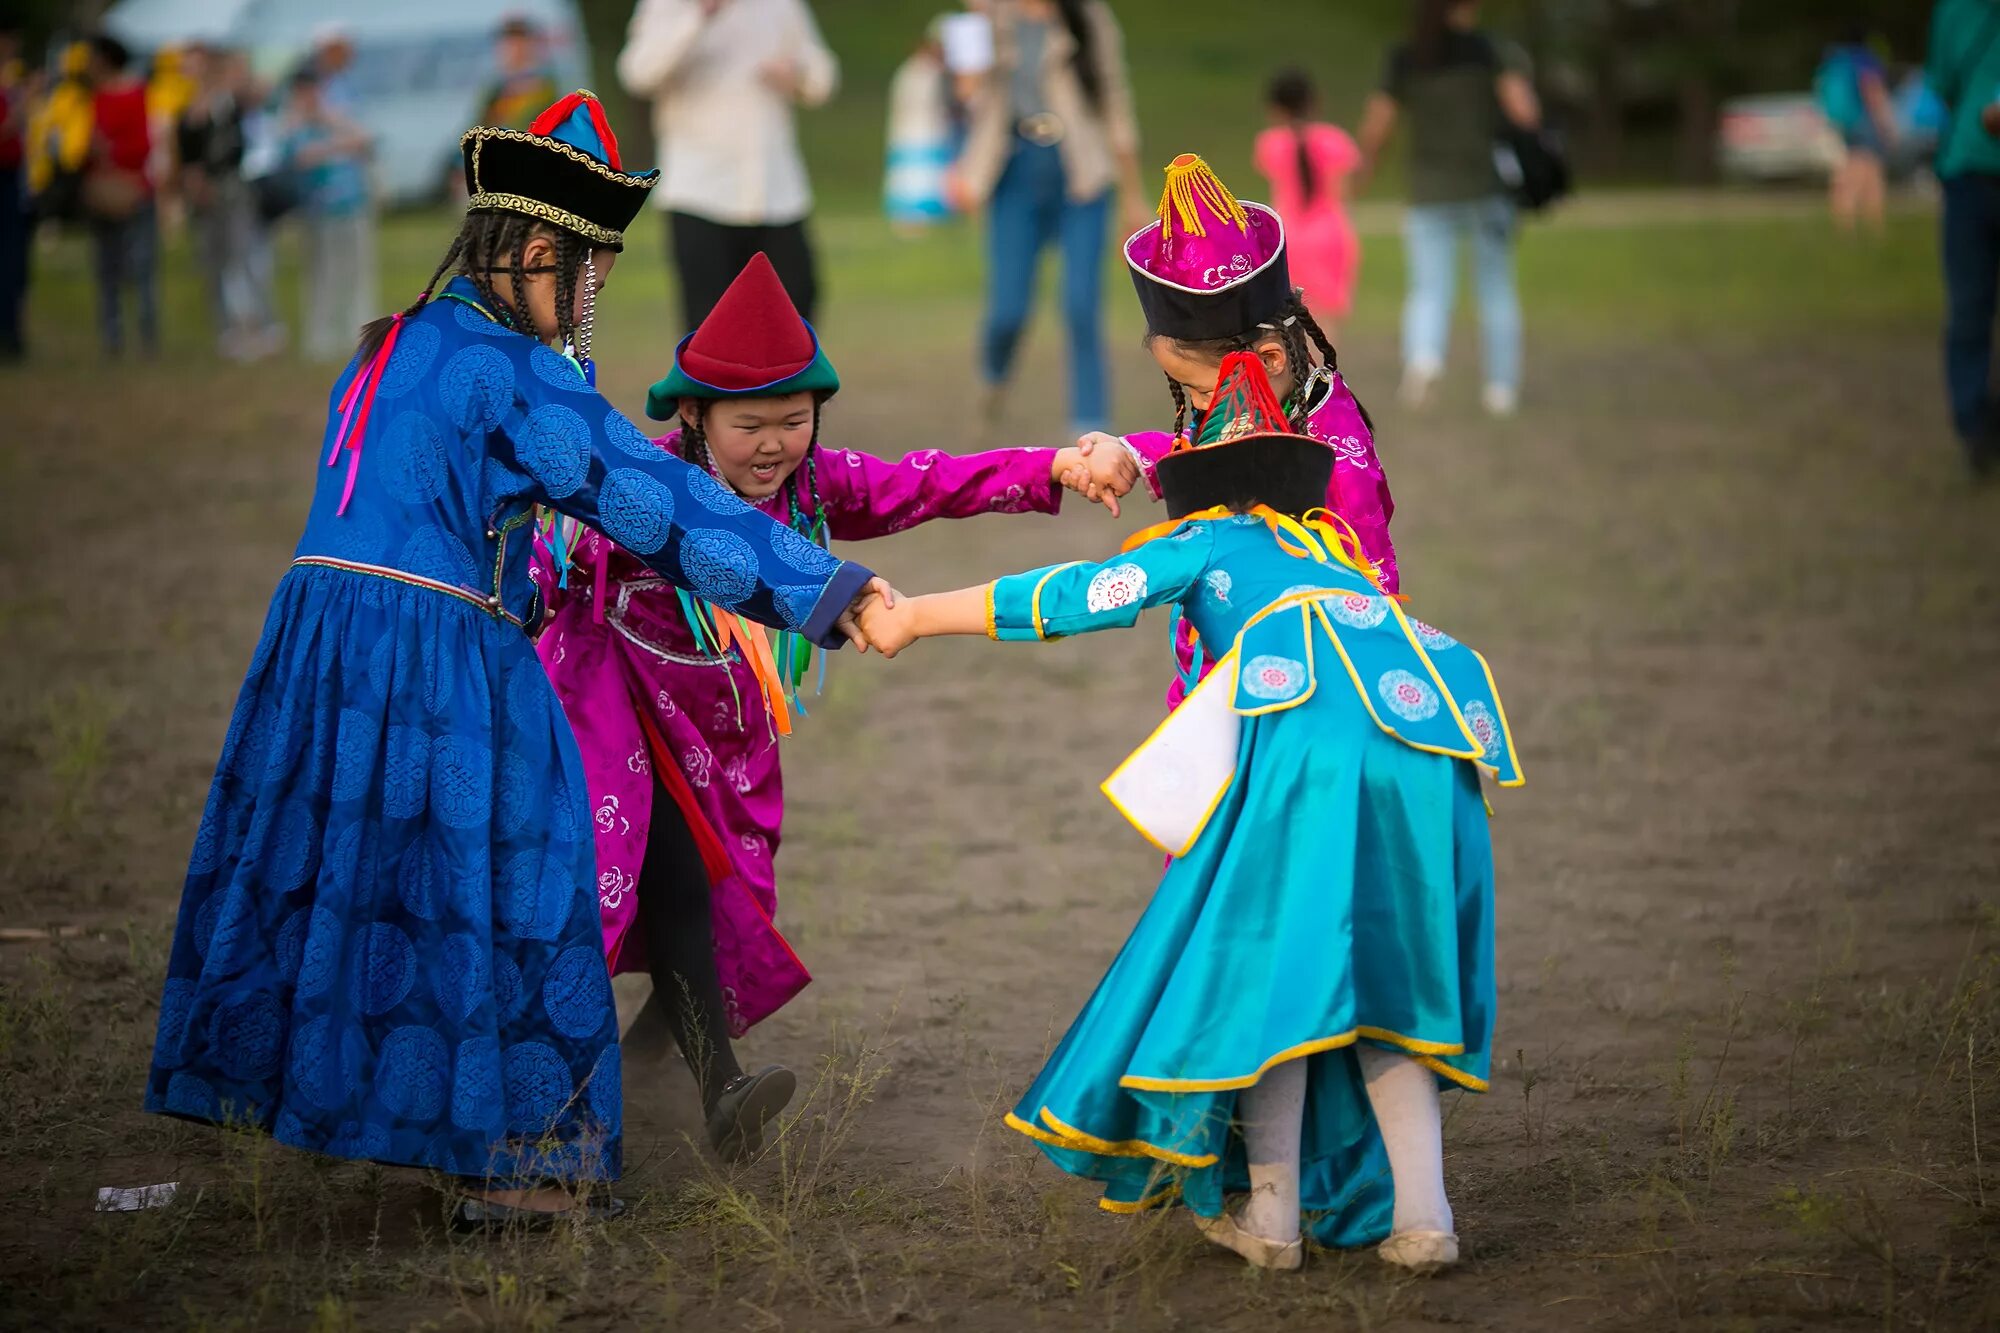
top-left (1054, 435), bottom-right (1140, 518)
top-left (855, 591), bottom-right (920, 659)
top-left (835, 577), bottom-right (898, 653)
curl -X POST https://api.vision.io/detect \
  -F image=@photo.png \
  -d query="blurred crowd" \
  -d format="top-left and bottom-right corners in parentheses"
top-left (0, 14), bottom-right (565, 366)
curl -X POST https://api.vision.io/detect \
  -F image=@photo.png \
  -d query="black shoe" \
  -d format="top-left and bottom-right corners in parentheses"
top-left (450, 1193), bottom-right (626, 1234)
top-left (705, 1065), bottom-right (797, 1163)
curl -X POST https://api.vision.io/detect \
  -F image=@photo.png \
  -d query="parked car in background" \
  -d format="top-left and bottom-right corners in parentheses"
top-left (1719, 73), bottom-right (1942, 186)
top-left (106, 0), bottom-right (590, 206)
top-left (1718, 93), bottom-right (1843, 182)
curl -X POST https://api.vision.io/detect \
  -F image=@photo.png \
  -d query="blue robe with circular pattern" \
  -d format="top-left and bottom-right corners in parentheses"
top-left (143, 279), bottom-right (874, 1183)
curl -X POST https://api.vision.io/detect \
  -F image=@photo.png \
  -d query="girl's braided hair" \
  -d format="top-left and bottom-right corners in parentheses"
top-left (1147, 290), bottom-right (1373, 440)
top-left (356, 212), bottom-right (586, 360)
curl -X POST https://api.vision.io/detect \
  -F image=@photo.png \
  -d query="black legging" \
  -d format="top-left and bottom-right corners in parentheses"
top-left (639, 778), bottom-right (743, 1109)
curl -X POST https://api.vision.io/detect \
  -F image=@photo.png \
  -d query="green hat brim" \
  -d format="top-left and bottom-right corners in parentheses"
top-left (645, 344), bottom-right (840, 421)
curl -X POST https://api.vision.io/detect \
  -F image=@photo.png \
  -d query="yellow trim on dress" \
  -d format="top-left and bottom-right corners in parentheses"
top-left (1002, 1109), bottom-right (1218, 1169)
top-left (1117, 1025), bottom-right (1482, 1094)
top-left (1028, 562), bottom-right (1082, 641)
top-left (1097, 657), bottom-right (1240, 857)
top-left (1099, 1184), bottom-right (1181, 1214)
top-left (1474, 647), bottom-right (1526, 788)
top-left (1231, 607), bottom-right (1321, 718)
top-left (983, 581), bottom-right (999, 641)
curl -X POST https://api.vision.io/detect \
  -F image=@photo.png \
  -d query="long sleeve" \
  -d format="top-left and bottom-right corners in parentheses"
top-left (487, 338), bottom-right (872, 649)
top-left (989, 527), bottom-right (1215, 642)
top-left (1121, 431), bottom-right (1172, 500)
top-left (787, 0), bottom-right (840, 108)
top-left (813, 445), bottom-right (1062, 540)
top-left (618, 0), bottom-right (707, 98)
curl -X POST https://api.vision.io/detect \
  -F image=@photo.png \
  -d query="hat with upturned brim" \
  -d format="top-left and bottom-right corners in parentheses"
top-left (1125, 154), bottom-right (1291, 341)
top-left (1156, 351), bottom-right (1331, 519)
top-left (645, 253), bottom-right (840, 420)
top-left (460, 90), bottom-right (658, 251)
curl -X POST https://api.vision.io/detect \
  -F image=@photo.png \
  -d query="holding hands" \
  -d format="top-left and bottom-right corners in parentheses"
top-left (1053, 434), bottom-right (1142, 517)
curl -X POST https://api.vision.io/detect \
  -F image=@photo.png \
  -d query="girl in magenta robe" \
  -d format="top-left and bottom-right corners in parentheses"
top-left (1080, 154), bottom-right (1397, 715)
top-left (536, 254), bottom-right (1135, 1158)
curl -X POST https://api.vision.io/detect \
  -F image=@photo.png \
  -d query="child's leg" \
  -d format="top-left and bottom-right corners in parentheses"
top-left (637, 781), bottom-right (744, 1111)
top-left (1356, 1044), bottom-right (1453, 1235)
top-left (1236, 1056), bottom-right (1307, 1244)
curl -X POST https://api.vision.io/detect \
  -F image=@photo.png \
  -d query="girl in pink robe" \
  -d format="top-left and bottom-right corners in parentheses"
top-left (533, 254), bottom-right (1136, 1160)
top-left (1098, 154), bottom-right (1398, 715)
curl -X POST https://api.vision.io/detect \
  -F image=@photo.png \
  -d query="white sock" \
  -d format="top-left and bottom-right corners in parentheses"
top-left (1356, 1045), bottom-right (1454, 1235)
top-left (1235, 1057), bottom-right (1306, 1244)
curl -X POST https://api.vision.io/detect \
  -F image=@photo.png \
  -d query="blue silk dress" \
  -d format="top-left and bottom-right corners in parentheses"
top-left (143, 278), bottom-right (873, 1184)
top-left (989, 513), bottom-right (1521, 1245)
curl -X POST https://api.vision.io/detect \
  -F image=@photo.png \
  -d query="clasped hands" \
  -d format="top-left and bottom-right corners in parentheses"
top-left (833, 434), bottom-right (1143, 658)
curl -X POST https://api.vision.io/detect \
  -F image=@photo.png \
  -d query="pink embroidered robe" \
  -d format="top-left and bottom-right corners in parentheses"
top-left (535, 436), bottom-right (1062, 1034)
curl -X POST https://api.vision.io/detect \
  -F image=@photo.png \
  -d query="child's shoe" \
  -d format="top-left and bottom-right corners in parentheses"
top-left (1193, 1211), bottom-right (1305, 1271)
top-left (1377, 1228), bottom-right (1459, 1275)
top-left (705, 1065), bottom-right (797, 1162)
top-left (1481, 383), bottom-right (1518, 418)
top-left (1399, 360), bottom-right (1441, 409)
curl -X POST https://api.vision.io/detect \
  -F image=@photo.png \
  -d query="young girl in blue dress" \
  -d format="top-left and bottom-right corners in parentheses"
top-left (142, 92), bottom-right (885, 1228)
top-left (856, 353), bottom-right (1522, 1273)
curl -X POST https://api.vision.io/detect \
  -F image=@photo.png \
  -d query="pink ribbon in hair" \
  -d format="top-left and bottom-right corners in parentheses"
top-left (325, 313), bottom-right (404, 517)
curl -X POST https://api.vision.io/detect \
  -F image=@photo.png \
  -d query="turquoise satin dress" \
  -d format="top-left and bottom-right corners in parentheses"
top-left (987, 514), bottom-right (1520, 1246)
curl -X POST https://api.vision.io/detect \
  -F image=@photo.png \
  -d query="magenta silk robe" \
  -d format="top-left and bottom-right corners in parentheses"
top-left (1124, 370), bottom-right (1397, 712)
top-left (534, 435), bottom-right (1062, 1034)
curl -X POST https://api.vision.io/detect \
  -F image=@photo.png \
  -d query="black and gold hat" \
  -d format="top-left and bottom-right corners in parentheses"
top-left (459, 91), bottom-right (658, 251)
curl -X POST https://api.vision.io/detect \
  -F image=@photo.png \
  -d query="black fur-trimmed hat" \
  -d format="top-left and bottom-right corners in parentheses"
top-left (460, 91), bottom-right (657, 251)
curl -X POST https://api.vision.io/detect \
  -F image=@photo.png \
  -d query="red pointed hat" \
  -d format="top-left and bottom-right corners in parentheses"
top-left (646, 254), bottom-right (840, 419)
top-left (1155, 352), bottom-right (1333, 519)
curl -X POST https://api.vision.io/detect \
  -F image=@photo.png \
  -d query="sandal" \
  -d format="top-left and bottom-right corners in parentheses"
top-left (705, 1065), bottom-right (796, 1162)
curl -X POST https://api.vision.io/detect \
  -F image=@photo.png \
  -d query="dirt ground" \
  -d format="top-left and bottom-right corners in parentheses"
top-left (0, 213), bottom-right (1996, 1330)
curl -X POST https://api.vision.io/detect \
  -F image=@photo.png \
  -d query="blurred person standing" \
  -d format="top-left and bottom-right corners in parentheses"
top-left (177, 46), bottom-right (281, 360)
top-left (0, 24), bottom-right (31, 361)
top-left (952, 0), bottom-right (1143, 438)
top-left (1357, 0), bottom-right (1540, 417)
top-left (83, 34), bottom-right (158, 359)
top-left (279, 69), bottom-right (376, 363)
top-left (618, 0), bottom-right (837, 330)
top-left (480, 14), bottom-right (561, 130)
top-left (1814, 28), bottom-right (1900, 235)
top-left (1255, 67), bottom-right (1363, 331)
top-left (1927, 0), bottom-right (2000, 478)
top-left (307, 26), bottom-right (359, 112)
top-left (884, 21), bottom-right (955, 233)
top-left (147, 43), bottom-right (196, 230)
top-left (27, 42), bottom-right (93, 228)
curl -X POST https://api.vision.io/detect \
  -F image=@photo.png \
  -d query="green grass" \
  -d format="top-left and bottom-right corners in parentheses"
top-left (19, 201), bottom-right (1939, 380)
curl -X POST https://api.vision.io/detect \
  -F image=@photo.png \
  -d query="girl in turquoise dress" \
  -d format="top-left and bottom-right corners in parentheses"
top-left (856, 353), bottom-right (1522, 1273)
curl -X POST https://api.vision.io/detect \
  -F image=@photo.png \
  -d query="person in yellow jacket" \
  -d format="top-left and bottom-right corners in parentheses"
top-left (27, 42), bottom-right (93, 219)
top-left (147, 44), bottom-right (197, 231)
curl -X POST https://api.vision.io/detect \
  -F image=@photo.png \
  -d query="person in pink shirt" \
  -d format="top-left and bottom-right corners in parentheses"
top-left (1254, 67), bottom-right (1362, 329)
top-left (1078, 153), bottom-right (1396, 713)
top-left (536, 253), bottom-right (1136, 1159)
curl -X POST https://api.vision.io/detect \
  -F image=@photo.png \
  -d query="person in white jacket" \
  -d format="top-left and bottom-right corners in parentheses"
top-left (618, 0), bottom-right (837, 330)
